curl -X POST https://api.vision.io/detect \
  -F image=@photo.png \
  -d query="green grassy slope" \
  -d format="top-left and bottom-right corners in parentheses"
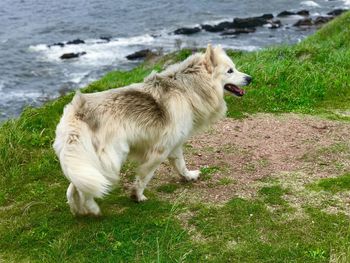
top-left (0, 12), bottom-right (350, 263)
top-left (225, 12), bottom-right (350, 118)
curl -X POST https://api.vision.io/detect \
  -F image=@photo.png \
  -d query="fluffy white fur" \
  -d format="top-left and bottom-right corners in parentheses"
top-left (53, 45), bottom-right (251, 216)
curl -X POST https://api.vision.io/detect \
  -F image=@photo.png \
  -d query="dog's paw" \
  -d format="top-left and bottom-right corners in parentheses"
top-left (130, 190), bottom-right (148, 203)
top-left (184, 170), bottom-right (200, 181)
top-left (137, 194), bottom-right (148, 202)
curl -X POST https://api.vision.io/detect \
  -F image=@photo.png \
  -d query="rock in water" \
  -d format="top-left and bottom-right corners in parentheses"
top-left (277, 11), bottom-right (296, 17)
top-left (126, 49), bottom-right (156, 60)
top-left (60, 52), bottom-right (87, 59)
top-left (174, 27), bottom-right (201, 35)
top-left (293, 18), bottom-right (313, 27)
top-left (201, 21), bottom-right (235, 32)
top-left (233, 14), bottom-right (274, 28)
top-left (297, 10), bottom-right (310, 16)
top-left (100, 36), bottom-right (111, 42)
top-left (48, 42), bottom-right (65, 48)
top-left (314, 16), bottom-right (333, 25)
top-left (277, 10), bottom-right (309, 17)
top-left (327, 9), bottom-right (348, 16)
top-left (66, 39), bottom-right (85, 45)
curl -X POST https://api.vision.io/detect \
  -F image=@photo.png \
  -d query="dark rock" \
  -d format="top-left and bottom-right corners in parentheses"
top-left (201, 24), bottom-right (220, 32)
top-left (314, 16), bottom-right (334, 25)
top-left (277, 11), bottom-right (296, 17)
top-left (174, 27), bottom-right (201, 35)
top-left (221, 28), bottom-right (256, 35)
top-left (60, 52), bottom-right (87, 59)
top-left (233, 14), bottom-right (274, 28)
top-left (48, 42), bottom-right (65, 48)
top-left (277, 10), bottom-right (309, 17)
top-left (151, 33), bottom-right (161, 38)
top-left (216, 21), bottom-right (236, 30)
top-left (202, 15), bottom-right (273, 32)
top-left (327, 9), bottom-right (348, 16)
top-left (261, 14), bottom-right (274, 19)
top-left (100, 36), bottom-right (111, 42)
top-left (126, 49), bottom-right (156, 60)
top-left (201, 21), bottom-right (235, 32)
top-left (293, 18), bottom-right (313, 27)
top-left (297, 10), bottom-right (310, 16)
top-left (66, 39), bottom-right (85, 45)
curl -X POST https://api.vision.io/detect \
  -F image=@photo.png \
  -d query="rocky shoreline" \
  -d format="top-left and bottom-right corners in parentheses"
top-left (49, 8), bottom-right (347, 62)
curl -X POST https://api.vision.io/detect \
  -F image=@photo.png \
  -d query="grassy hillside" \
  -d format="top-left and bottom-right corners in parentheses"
top-left (1, 12), bottom-right (350, 262)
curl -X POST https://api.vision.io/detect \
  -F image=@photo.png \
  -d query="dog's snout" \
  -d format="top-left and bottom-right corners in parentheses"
top-left (245, 76), bottom-right (252, 85)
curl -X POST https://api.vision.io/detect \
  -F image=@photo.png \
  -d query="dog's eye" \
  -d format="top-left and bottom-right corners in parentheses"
top-left (227, 68), bottom-right (234, 74)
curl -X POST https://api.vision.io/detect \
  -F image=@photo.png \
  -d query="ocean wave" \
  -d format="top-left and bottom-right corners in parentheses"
top-left (301, 1), bottom-right (321, 8)
top-left (67, 72), bottom-right (90, 84)
top-left (343, 0), bottom-right (350, 6)
top-left (28, 44), bottom-right (49, 52)
top-left (28, 34), bottom-right (157, 65)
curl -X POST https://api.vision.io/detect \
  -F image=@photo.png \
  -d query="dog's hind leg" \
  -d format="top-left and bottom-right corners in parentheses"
top-left (66, 183), bottom-right (101, 216)
top-left (131, 150), bottom-right (167, 202)
top-left (168, 147), bottom-right (200, 181)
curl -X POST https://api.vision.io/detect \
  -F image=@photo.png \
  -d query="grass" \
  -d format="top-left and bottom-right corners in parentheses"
top-left (157, 183), bottom-right (180, 193)
top-left (224, 12), bottom-right (350, 119)
top-left (258, 185), bottom-right (287, 206)
top-left (309, 173), bottom-right (350, 193)
top-left (191, 199), bottom-right (350, 262)
top-left (1, 12), bottom-right (350, 263)
top-left (199, 166), bottom-right (221, 181)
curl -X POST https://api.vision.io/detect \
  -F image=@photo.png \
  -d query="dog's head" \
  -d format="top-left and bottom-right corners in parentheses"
top-left (204, 44), bottom-right (252, 97)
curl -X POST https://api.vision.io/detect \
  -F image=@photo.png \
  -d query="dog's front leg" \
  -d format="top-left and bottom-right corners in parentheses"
top-left (168, 147), bottom-right (200, 181)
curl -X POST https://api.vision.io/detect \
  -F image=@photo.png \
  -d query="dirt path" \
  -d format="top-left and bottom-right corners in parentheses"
top-left (145, 113), bottom-right (350, 212)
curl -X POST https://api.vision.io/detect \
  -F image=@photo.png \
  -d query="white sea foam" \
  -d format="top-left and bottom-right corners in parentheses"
top-left (201, 17), bottom-right (234, 26)
top-left (301, 1), bottom-right (321, 7)
top-left (27, 29), bottom-right (268, 70)
top-left (29, 44), bottom-right (48, 52)
top-left (220, 44), bottom-right (260, 52)
top-left (0, 90), bottom-right (43, 103)
top-left (343, 0), bottom-right (350, 6)
top-left (68, 72), bottom-right (89, 84)
top-left (29, 34), bottom-right (157, 66)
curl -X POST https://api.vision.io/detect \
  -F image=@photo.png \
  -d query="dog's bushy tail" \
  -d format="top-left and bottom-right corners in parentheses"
top-left (54, 91), bottom-right (111, 200)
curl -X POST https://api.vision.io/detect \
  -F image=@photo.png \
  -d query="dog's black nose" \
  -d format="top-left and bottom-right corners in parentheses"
top-left (245, 76), bottom-right (252, 84)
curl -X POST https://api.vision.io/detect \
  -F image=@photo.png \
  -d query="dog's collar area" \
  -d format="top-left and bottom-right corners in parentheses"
top-left (224, 84), bottom-right (245, 97)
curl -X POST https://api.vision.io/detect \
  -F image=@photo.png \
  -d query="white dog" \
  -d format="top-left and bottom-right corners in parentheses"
top-left (53, 44), bottom-right (252, 216)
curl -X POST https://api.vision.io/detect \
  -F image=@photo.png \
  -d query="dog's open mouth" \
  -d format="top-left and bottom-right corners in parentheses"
top-left (224, 84), bottom-right (246, 97)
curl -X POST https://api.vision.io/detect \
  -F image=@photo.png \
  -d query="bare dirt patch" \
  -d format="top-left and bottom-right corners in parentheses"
top-left (145, 113), bottom-right (350, 206)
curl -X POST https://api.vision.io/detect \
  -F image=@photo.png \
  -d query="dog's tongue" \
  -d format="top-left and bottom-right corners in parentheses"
top-left (224, 84), bottom-right (245, 97)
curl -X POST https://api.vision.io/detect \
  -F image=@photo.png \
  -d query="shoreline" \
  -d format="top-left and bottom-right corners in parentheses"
top-left (0, 6), bottom-right (348, 122)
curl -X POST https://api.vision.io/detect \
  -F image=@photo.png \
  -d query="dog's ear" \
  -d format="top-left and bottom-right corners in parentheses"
top-left (204, 44), bottom-right (216, 73)
top-left (214, 45), bottom-right (224, 55)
